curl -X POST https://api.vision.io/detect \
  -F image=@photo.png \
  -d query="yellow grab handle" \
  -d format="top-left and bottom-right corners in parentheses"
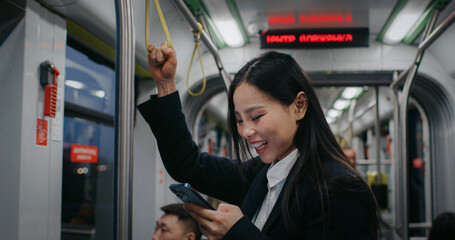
top-left (186, 23), bottom-right (206, 97)
top-left (146, 0), bottom-right (173, 52)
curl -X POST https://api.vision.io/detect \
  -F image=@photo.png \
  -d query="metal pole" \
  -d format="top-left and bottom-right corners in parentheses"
top-left (347, 99), bottom-right (357, 148)
top-left (390, 67), bottom-right (410, 90)
top-left (170, 0), bottom-right (232, 92)
top-left (391, 71), bottom-right (403, 236)
top-left (399, 9), bottom-right (439, 240)
top-left (374, 87), bottom-right (381, 185)
top-left (418, 11), bottom-right (455, 51)
top-left (390, 11), bottom-right (454, 91)
top-left (198, 15), bottom-right (215, 44)
top-left (115, 0), bottom-right (135, 239)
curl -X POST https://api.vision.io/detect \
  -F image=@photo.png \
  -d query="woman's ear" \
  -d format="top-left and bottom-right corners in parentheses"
top-left (294, 91), bottom-right (308, 120)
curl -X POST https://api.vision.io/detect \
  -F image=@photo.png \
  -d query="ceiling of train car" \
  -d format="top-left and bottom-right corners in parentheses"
top-left (40, 0), bottom-right (454, 73)
top-left (41, 0), bottom-right (400, 68)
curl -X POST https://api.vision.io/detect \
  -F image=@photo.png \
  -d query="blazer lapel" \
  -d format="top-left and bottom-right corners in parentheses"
top-left (261, 163), bottom-right (298, 233)
top-left (241, 165), bottom-right (269, 220)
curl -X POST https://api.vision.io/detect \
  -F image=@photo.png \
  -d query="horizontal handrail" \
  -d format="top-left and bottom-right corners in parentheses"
top-left (409, 222), bottom-right (432, 229)
top-left (61, 228), bottom-right (96, 235)
top-left (356, 159), bottom-right (393, 165)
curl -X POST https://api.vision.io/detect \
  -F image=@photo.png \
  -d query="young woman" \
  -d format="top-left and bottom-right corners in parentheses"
top-left (138, 42), bottom-right (379, 239)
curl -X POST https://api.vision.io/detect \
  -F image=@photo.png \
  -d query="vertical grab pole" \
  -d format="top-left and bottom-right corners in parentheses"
top-left (374, 87), bottom-right (381, 185)
top-left (347, 99), bottom-right (357, 148)
top-left (400, 43), bottom-right (422, 240)
top-left (399, 9), bottom-right (439, 240)
top-left (391, 71), bottom-right (403, 236)
top-left (115, 0), bottom-right (135, 239)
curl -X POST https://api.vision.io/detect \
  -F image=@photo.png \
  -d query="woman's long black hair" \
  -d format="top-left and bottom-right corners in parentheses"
top-left (227, 51), bottom-right (380, 238)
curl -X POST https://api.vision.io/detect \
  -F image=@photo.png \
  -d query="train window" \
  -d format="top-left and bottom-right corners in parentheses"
top-left (65, 46), bottom-right (116, 115)
top-left (61, 44), bottom-right (116, 239)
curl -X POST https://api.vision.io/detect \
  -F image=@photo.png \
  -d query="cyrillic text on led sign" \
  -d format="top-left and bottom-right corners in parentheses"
top-left (260, 28), bottom-right (369, 49)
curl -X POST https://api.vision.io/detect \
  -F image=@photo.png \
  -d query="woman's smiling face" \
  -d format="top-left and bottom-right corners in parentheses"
top-left (233, 82), bottom-right (300, 164)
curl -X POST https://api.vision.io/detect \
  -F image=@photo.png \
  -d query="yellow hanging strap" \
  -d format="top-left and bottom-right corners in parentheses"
top-left (186, 22), bottom-right (206, 97)
top-left (145, 0), bottom-right (173, 52)
top-left (145, 0), bottom-right (205, 96)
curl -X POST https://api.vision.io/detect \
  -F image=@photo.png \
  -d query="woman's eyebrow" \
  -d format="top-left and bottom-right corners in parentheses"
top-left (235, 106), bottom-right (265, 115)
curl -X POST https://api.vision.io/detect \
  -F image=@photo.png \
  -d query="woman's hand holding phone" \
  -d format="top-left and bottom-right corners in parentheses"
top-left (184, 202), bottom-right (244, 240)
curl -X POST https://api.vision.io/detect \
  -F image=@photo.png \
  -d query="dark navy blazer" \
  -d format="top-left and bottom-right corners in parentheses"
top-left (138, 91), bottom-right (377, 240)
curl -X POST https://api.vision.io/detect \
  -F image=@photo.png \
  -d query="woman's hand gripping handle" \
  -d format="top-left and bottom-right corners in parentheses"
top-left (147, 41), bottom-right (177, 97)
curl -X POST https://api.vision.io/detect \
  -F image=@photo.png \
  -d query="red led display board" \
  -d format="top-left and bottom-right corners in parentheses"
top-left (260, 28), bottom-right (369, 49)
top-left (268, 14), bottom-right (353, 25)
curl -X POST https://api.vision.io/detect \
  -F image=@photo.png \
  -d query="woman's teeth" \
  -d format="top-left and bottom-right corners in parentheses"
top-left (252, 141), bottom-right (268, 150)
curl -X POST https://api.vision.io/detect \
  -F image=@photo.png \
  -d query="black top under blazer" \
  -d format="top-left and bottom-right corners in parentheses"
top-left (138, 91), bottom-right (377, 240)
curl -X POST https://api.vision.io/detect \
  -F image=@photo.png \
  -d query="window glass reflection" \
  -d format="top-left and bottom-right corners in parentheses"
top-left (65, 46), bottom-right (115, 115)
top-left (61, 117), bottom-right (115, 224)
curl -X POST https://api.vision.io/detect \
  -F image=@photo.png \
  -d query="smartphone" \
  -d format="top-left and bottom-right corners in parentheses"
top-left (169, 183), bottom-right (215, 210)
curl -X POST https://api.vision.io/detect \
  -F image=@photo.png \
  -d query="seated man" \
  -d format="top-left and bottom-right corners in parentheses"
top-left (343, 148), bottom-right (357, 168)
top-left (153, 203), bottom-right (202, 240)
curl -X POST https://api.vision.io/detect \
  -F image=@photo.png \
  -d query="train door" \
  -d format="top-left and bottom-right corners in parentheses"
top-left (61, 41), bottom-right (116, 240)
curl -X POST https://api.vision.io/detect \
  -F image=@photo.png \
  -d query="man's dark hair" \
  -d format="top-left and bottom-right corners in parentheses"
top-left (161, 203), bottom-right (202, 240)
top-left (428, 212), bottom-right (455, 240)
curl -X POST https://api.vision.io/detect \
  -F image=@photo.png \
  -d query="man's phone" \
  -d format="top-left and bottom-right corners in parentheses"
top-left (169, 183), bottom-right (215, 210)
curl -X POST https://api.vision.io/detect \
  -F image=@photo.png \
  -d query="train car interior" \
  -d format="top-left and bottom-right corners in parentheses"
top-left (1, 0), bottom-right (454, 239)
